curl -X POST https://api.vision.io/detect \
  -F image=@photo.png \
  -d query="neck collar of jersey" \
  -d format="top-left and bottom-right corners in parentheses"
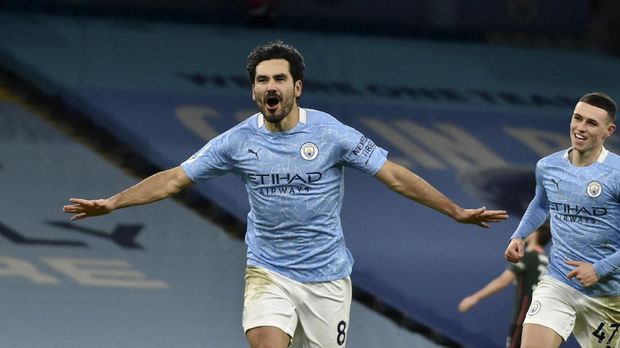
top-left (564, 146), bottom-right (609, 163)
top-left (257, 107), bottom-right (307, 129)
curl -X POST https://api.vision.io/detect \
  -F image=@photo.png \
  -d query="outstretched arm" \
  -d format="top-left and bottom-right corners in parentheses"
top-left (63, 166), bottom-right (193, 221)
top-left (375, 160), bottom-right (508, 227)
top-left (458, 269), bottom-right (514, 312)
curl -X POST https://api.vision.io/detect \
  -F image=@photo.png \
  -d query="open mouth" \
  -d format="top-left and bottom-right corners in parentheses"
top-left (266, 96), bottom-right (280, 109)
top-left (574, 133), bottom-right (586, 141)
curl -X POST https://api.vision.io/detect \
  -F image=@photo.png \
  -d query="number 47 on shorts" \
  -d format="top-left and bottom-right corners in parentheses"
top-left (592, 322), bottom-right (620, 347)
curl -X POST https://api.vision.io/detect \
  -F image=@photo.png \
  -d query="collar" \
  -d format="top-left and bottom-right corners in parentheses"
top-left (563, 146), bottom-right (608, 163)
top-left (257, 107), bottom-right (306, 128)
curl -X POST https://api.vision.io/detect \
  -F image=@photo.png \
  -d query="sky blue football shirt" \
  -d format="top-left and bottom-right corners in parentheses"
top-left (512, 148), bottom-right (620, 297)
top-left (181, 108), bottom-right (388, 282)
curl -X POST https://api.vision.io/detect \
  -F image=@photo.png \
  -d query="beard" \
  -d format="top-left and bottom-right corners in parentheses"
top-left (258, 93), bottom-right (295, 124)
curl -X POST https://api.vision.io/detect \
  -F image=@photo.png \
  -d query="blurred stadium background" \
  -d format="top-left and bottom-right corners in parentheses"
top-left (1, 1), bottom-right (619, 347)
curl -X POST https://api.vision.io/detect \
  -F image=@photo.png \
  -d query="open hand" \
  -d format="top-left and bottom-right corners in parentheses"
top-left (63, 198), bottom-right (113, 221)
top-left (455, 207), bottom-right (508, 228)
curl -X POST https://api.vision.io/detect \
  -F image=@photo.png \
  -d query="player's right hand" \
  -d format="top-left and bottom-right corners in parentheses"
top-left (63, 198), bottom-right (113, 221)
top-left (504, 238), bottom-right (524, 263)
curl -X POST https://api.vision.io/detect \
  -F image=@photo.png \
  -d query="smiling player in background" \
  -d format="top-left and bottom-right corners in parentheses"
top-left (505, 92), bottom-right (620, 347)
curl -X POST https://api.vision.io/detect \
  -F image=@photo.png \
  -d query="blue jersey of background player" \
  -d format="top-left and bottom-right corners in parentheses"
top-left (181, 108), bottom-right (389, 282)
top-left (65, 40), bottom-right (508, 348)
top-left (511, 147), bottom-right (620, 296)
top-left (506, 92), bottom-right (620, 348)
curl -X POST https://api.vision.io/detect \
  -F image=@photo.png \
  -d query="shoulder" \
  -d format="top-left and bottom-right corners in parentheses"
top-left (602, 149), bottom-right (620, 169)
top-left (540, 149), bottom-right (567, 162)
top-left (600, 150), bottom-right (620, 195)
top-left (303, 108), bottom-right (360, 142)
top-left (537, 149), bottom-right (567, 168)
top-left (304, 108), bottom-right (345, 127)
top-left (303, 108), bottom-right (364, 140)
top-left (217, 113), bottom-right (260, 141)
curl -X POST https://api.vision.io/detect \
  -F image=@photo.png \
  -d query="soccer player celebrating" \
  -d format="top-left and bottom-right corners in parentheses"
top-left (505, 92), bottom-right (620, 348)
top-left (64, 40), bottom-right (508, 348)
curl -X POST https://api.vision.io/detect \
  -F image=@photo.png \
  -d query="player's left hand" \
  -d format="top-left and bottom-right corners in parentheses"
top-left (455, 207), bottom-right (508, 228)
top-left (566, 260), bottom-right (599, 287)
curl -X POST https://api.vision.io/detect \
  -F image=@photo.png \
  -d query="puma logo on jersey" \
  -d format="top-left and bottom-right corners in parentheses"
top-left (248, 148), bottom-right (261, 159)
top-left (550, 179), bottom-right (560, 189)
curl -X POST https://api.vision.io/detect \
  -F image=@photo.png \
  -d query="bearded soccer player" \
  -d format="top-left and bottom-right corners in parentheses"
top-left (65, 40), bottom-right (508, 348)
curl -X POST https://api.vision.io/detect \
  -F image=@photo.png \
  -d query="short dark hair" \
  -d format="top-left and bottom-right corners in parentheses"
top-left (579, 92), bottom-right (616, 123)
top-left (536, 222), bottom-right (552, 247)
top-left (246, 40), bottom-right (305, 84)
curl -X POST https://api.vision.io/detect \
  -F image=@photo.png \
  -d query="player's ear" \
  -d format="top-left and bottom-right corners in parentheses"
top-left (295, 80), bottom-right (303, 98)
top-left (605, 122), bottom-right (616, 137)
top-left (251, 84), bottom-right (256, 101)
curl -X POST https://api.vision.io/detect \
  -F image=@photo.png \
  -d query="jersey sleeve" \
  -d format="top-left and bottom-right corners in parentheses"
top-left (180, 133), bottom-right (234, 183)
top-left (594, 251), bottom-right (620, 279)
top-left (340, 124), bottom-right (388, 175)
top-left (511, 160), bottom-right (550, 240)
top-left (593, 157), bottom-right (620, 279)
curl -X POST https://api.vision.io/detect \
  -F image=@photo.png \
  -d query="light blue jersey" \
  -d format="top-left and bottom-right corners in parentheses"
top-left (181, 108), bottom-right (388, 282)
top-left (512, 148), bottom-right (620, 297)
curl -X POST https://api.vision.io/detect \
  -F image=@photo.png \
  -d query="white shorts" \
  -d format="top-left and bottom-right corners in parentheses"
top-left (524, 276), bottom-right (620, 347)
top-left (242, 266), bottom-right (352, 348)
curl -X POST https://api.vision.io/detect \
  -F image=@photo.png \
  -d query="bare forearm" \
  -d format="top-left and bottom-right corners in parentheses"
top-left (375, 160), bottom-right (507, 227)
top-left (108, 166), bottom-right (191, 210)
top-left (469, 271), bottom-right (513, 301)
top-left (378, 161), bottom-right (460, 218)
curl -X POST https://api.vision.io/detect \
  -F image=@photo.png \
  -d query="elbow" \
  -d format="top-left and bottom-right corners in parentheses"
top-left (383, 177), bottom-right (409, 197)
top-left (171, 182), bottom-right (187, 195)
top-left (387, 181), bottom-right (404, 194)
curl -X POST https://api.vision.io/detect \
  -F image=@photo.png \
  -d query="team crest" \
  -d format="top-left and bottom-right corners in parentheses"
top-left (527, 300), bottom-right (541, 316)
top-left (300, 142), bottom-right (319, 161)
top-left (586, 181), bottom-right (603, 198)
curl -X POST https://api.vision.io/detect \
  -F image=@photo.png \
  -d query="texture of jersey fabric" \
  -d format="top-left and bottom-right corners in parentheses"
top-left (513, 148), bottom-right (620, 296)
top-left (182, 108), bottom-right (388, 282)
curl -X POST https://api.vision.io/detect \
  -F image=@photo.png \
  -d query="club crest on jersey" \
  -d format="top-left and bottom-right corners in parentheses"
top-left (300, 142), bottom-right (319, 161)
top-left (586, 181), bottom-right (603, 198)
